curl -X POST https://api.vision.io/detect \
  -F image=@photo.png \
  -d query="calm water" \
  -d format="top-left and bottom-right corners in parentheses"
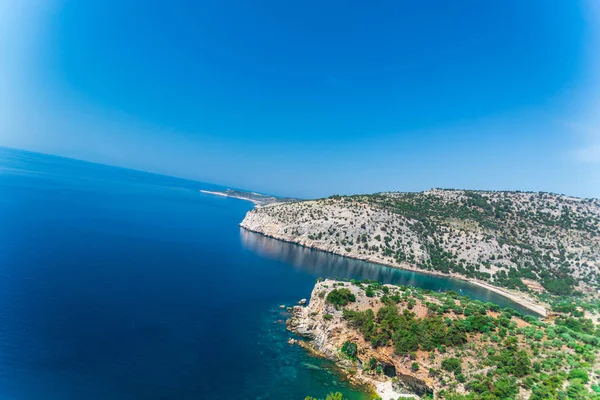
top-left (0, 147), bottom-right (533, 400)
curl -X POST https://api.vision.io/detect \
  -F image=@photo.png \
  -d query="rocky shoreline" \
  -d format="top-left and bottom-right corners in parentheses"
top-left (241, 219), bottom-right (547, 317)
top-left (286, 279), bottom-right (599, 399)
top-left (287, 281), bottom-right (421, 400)
top-left (240, 189), bottom-right (600, 316)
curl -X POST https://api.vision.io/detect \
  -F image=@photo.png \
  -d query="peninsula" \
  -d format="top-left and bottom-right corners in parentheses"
top-left (290, 279), bottom-right (600, 399)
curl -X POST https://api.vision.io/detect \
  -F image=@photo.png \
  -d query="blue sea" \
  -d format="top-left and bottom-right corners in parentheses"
top-left (0, 147), bottom-right (534, 400)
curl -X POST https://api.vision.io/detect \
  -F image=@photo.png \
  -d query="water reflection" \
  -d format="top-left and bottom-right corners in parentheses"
top-left (241, 229), bottom-right (539, 316)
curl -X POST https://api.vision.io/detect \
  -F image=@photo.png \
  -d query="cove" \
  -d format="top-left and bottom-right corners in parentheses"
top-left (241, 229), bottom-right (539, 317)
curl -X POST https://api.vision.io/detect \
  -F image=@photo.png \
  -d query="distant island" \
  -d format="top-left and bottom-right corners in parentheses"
top-left (200, 188), bottom-right (300, 206)
top-left (291, 278), bottom-right (600, 399)
top-left (241, 189), bottom-right (600, 314)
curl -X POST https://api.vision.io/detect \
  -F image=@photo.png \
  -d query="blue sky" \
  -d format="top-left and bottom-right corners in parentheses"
top-left (1, 0), bottom-right (599, 198)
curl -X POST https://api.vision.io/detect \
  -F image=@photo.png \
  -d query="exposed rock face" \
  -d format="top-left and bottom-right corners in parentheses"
top-left (242, 190), bottom-right (600, 294)
top-left (241, 200), bottom-right (422, 267)
top-left (287, 279), bottom-right (599, 399)
top-left (288, 281), bottom-right (428, 399)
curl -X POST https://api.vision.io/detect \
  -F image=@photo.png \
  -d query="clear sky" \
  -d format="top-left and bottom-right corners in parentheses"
top-left (1, 0), bottom-right (599, 198)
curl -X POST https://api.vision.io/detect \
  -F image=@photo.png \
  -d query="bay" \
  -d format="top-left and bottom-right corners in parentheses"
top-left (0, 147), bottom-right (533, 400)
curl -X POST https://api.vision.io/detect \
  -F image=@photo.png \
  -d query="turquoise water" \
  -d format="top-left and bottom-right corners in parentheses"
top-left (0, 147), bottom-right (532, 400)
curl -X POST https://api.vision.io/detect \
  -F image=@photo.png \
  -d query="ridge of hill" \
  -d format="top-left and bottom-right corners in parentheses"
top-left (241, 189), bottom-right (600, 297)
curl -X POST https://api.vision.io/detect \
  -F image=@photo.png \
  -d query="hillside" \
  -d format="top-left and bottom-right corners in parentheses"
top-left (241, 189), bottom-right (600, 296)
top-left (290, 279), bottom-right (600, 399)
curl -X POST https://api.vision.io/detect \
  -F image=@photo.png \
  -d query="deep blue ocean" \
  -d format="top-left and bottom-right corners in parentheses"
top-left (0, 147), bottom-right (534, 400)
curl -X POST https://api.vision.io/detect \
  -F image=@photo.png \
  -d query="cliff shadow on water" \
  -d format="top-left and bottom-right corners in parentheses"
top-left (240, 228), bottom-right (540, 316)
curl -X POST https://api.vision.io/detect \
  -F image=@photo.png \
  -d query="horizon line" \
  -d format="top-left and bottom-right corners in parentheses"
top-left (1, 145), bottom-right (598, 201)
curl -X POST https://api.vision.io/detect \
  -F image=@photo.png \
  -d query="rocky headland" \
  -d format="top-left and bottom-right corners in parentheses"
top-left (288, 279), bottom-right (600, 399)
top-left (242, 189), bottom-right (600, 315)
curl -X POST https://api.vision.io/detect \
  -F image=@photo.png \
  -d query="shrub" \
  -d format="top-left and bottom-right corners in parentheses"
top-left (492, 376), bottom-right (519, 398)
top-left (326, 288), bottom-right (356, 308)
top-left (568, 368), bottom-right (589, 383)
top-left (340, 341), bottom-right (358, 360)
top-left (367, 357), bottom-right (377, 370)
top-left (441, 357), bottom-right (462, 374)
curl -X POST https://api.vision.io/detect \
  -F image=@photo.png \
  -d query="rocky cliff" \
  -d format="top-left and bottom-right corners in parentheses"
top-left (242, 189), bottom-right (600, 296)
top-left (288, 279), bottom-right (600, 399)
top-left (288, 281), bottom-right (427, 399)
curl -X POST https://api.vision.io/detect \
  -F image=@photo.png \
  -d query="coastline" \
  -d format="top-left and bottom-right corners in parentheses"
top-left (288, 278), bottom-right (573, 399)
top-left (466, 279), bottom-right (547, 317)
top-left (240, 224), bottom-right (548, 317)
top-left (199, 189), bottom-right (262, 205)
top-left (294, 338), bottom-right (403, 400)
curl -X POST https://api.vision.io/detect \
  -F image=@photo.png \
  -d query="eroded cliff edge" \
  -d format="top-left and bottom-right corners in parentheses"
top-left (287, 279), bottom-right (600, 399)
top-left (242, 190), bottom-right (600, 315)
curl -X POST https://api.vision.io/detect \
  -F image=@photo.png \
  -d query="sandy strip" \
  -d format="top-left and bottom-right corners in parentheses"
top-left (239, 224), bottom-right (549, 317)
top-left (374, 380), bottom-right (418, 399)
top-left (199, 190), bottom-right (262, 205)
top-left (467, 280), bottom-right (547, 317)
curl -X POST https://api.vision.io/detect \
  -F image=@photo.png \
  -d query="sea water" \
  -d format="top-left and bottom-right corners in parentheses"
top-left (0, 147), bottom-right (533, 400)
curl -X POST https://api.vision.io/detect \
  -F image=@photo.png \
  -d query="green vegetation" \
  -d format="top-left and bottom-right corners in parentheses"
top-left (326, 288), bottom-right (356, 308)
top-left (569, 368), bottom-right (589, 383)
top-left (358, 191), bottom-right (599, 295)
top-left (340, 341), bottom-right (358, 360)
top-left (252, 190), bottom-right (600, 297)
top-left (342, 299), bottom-right (469, 352)
top-left (441, 358), bottom-right (462, 374)
top-left (329, 280), bottom-right (600, 399)
top-left (267, 189), bottom-right (600, 399)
